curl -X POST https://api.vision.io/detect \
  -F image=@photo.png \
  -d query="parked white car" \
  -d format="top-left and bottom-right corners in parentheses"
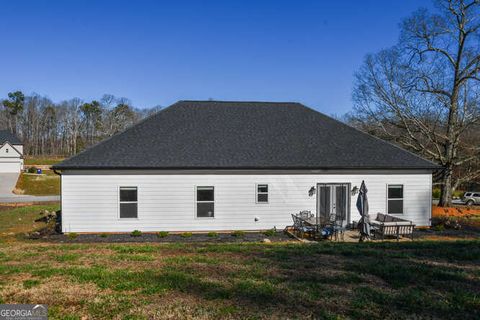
top-left (463, 192), bottom-right (480, 206)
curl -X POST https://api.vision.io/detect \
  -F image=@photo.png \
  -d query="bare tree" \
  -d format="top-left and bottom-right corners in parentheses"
top-left (351, 0), bottom-right (480, 206)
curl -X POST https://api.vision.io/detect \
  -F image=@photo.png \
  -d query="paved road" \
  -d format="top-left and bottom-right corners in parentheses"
top-left (0, 195), bottom-right (60, 203)
top-left (0, 172), bottom-right (60, 203)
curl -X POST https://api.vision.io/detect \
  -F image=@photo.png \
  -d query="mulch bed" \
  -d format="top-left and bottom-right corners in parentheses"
top-left (39, 231), bottom-right (296, 243)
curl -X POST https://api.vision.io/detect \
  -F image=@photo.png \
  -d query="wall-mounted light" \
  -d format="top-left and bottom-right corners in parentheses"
top-left (308, 186), bottom-right (316, 197)
top-left (351, 186), bottom-right (359, 196)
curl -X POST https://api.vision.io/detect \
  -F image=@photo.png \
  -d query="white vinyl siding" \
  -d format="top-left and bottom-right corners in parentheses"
top-left (60, 171), bottom-right (432, 232)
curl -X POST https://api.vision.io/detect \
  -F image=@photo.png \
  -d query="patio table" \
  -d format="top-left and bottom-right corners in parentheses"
top-left (302, 216), bottom-right (326, 226)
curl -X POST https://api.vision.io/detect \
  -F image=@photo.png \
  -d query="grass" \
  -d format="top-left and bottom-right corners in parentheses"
top-left (24, 157), bottom-right (65, 166)
top-left (0, 204), bottom-right (479, 319)
top-left (14, 170), bottom-right (60, 196)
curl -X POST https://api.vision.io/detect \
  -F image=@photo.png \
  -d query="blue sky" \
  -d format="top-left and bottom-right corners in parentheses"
top-left (0, 0), bottom-right (432, 114)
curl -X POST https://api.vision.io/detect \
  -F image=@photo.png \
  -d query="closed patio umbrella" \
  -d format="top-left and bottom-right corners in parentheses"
top-left (356, 180), bottom-right (371, 241)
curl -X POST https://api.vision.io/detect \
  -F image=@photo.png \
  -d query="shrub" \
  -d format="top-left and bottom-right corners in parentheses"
top-left (263, 228), bottom-right (276, 237)
top-left (453, 190), bottom-right (464, 199)
top-left (180, 232), bottom-right (192, 238)
top-left (432, 188), bottom-right (441, 199)
top-left (67, 232), bottom-right (78, 239)
top-left (157, 231), bottom-right (169, 238)
top-left (131, 230), bottom-right (142, 237)
top-left (207, 232), bottom-right (218, 238)
top-left (100, 233), bottom-right (109, 238)
top-left (27, 166), bottom-right (38, 174)
top-left (231, 230), bottom-right (245, 237)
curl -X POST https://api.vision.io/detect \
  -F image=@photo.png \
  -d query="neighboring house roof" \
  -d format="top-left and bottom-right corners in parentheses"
top-left (53, 100), bottom-right (440, 170)
top-left (0, 141), bottom-right (22, 157)
top-left (0, 130), bottom-right (22, 145)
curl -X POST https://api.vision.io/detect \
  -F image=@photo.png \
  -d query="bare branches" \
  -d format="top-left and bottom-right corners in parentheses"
top-left (351, 0), bottom-right (480, 206)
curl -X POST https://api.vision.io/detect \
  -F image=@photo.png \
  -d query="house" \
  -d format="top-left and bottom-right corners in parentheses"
top-left (52, 101), bottom-right (439, 233)
top-left (0, 130), bottom-right (24, 173)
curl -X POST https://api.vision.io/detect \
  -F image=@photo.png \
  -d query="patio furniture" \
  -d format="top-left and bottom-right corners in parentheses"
top-left (327, 213), bottom-right (346, 241)
top-left (369, 213), bottom-right (415, 241)
top-left (298, 210), bottom-right (314, 220)
top-left (291, 214), bottom-right (316, 239)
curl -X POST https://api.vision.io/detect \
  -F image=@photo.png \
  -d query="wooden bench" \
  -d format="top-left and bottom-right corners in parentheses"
top-left (369, 213), bottom-right (415, 241)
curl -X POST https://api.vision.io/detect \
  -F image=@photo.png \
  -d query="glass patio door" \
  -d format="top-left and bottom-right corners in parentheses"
top-left (317, 183), bottom-right (349, 225)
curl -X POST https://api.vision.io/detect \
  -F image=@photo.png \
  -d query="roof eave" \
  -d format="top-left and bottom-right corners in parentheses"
top-left (52, 165), bottom-right (443, 171)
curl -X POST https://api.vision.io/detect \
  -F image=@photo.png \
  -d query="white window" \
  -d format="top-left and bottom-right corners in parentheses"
top-left (256, 184), bottom-right (268, 203)
top-left (197, 186), bottom-right (214, 218)
top-left (387, 185), bottom-right (403, 214)
top-left (119, 187), bottom-right (138, 218)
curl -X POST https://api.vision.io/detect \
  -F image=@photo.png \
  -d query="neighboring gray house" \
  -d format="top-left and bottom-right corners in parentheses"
top-left (0, 130), bottom-right (24, 173)
top-left (53, 101), bottom-right (439, 233)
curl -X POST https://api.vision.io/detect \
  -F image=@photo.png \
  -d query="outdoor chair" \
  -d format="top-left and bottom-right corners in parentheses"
top-left (291, 214), bottom-right (316, 239)
top-left (298, 210), bottom-right (313, 220)
top-left (327, 213), bottom-right (346, 241)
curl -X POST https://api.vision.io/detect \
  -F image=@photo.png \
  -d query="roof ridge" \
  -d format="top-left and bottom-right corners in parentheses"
top-left (177, 100), bottom-right (302, 105)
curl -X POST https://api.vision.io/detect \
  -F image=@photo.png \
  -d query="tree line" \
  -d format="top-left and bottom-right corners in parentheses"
top-left (0, 92), bottom-right (160, 156)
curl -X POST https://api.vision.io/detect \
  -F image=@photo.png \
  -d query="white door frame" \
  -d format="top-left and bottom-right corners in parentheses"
top-left (316, 183), bottom-right (351, 225)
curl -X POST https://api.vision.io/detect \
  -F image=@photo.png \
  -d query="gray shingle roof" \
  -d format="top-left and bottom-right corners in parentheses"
top-left (0, 130), bottom-right (22, 145)
top-left (53, 100), bottom-right (440, 170)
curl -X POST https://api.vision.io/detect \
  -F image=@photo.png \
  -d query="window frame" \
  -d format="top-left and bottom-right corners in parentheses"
top-left (387, 184), bottom-right (404, 215)
top-left (256, 183), bottom-right (269, 204)
top-left (195, 186), bottom-right (215, 219)
top-left (118, 186), bottom-right (139, 219)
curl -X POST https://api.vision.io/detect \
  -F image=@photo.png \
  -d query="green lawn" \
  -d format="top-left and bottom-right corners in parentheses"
top-left (0, 205), bottom-right (479, 319)
top-left (14, 171), bottom-right (60, 195)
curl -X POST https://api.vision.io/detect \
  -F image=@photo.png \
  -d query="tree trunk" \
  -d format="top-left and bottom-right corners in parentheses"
top-left (439, 165), bottom-right (453, 207)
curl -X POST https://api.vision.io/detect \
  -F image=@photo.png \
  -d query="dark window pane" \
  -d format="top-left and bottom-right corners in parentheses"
top-left (257, 185), bottom-right (268, 193)
top-left (388, 185), bottom-right (403, 199)
top-left (257, 193), bottom-right (268, 203)
top-left (120, 203), bottom-right (138, 218)
top-left (473, 193), bottom-right (480, 197)
top-left (336, 186), bottom-right (346, 220)
top-left (120, 188), bottom-right (137, 202)
top-left (388, 200), bottom-right (403, 214)
top-left (197, 187), bottom-right (214, 201)
top-left (197, 202), bottom-right (214, 217)
top-left (319, 186), bottom-right (330, 220)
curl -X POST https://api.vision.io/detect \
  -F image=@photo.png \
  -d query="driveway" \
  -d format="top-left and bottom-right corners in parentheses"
top-left (0, 172), bottom-right (59, 203)
top-left (0, 172), bottom-right (19, 195)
